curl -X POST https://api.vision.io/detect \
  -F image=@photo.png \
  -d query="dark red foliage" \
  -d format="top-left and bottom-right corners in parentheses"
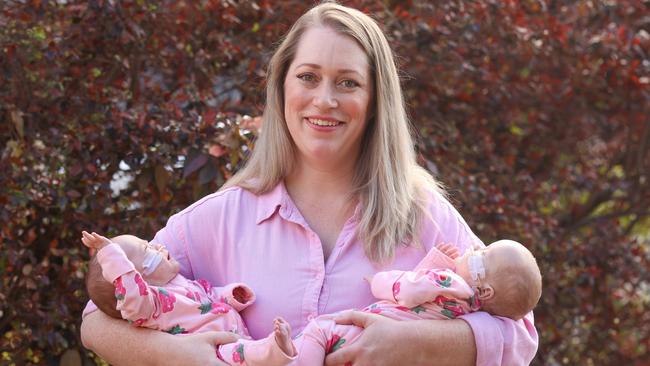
top-left (1, 0), bottom-right (648, 365)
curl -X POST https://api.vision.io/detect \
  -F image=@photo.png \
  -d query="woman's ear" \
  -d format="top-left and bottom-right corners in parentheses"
top-left (477, 285), bottom-right (495, 301)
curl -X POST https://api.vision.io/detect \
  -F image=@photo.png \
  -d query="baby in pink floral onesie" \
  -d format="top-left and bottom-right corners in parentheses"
top-left (82, 231), bottom-right (295, 366)
top-left (272, 239), bottom-right (542, 365)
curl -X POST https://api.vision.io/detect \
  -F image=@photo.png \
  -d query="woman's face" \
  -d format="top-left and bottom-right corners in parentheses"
top-left (283, 26), bottom-right (373, 168)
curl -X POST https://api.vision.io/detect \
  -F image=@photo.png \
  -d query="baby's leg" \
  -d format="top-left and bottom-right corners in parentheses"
top-left (274, 317), bottom-right (295, 358)
top-left (218, 318), bottom-right (296, 366)
top-left (291, 314), bottom-right (364, 366)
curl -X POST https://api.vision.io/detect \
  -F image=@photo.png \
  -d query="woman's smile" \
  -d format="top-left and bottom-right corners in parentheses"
top-left (305, 116), bottom-right (345, 131)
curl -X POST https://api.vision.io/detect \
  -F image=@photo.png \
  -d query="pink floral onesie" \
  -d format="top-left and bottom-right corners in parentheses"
top-left (286, 246), bottom-right (481, 365)
top-left (96, 243), bottom-right (294, 366)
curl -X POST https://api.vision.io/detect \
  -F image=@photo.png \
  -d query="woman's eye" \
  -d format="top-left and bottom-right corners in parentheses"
top-left (298, 73), bottom-right (316, 82)
top-left (340, 79), bottom-right (359, 89)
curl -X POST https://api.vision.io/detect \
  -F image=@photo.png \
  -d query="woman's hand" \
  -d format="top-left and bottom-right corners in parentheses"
top-left (81, 310), bottom-right (240, 366)
top-left (172, 331), bottom-right (240, 366)
top-left (323, 310), bottom-right (476, 366)
top-left (324, 310), bottom-right (416, 366)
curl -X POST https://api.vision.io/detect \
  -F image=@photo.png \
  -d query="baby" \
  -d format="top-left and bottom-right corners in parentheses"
top-left (274, 239), bottom-right (542, 365)
top-left (85, 230), bottom-right (540, 365)
top-left (82, 231), bottom-right (295, 366)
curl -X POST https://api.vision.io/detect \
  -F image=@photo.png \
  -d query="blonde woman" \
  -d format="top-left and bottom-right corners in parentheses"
top-left (81, 2), bottom-right (538, 365)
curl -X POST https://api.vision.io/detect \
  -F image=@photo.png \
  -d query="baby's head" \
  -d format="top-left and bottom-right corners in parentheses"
top-left (454, 240), bottom-right (542, 320)
top-left (86, 234), bottom-right (180, 318)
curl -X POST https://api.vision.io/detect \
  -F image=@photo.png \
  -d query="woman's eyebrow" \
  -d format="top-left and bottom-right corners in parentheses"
top-left (295, 63), bottom-right (365, 77)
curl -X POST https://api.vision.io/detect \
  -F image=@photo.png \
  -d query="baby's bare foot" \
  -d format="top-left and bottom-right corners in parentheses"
top-left (273, 317), bottom-right (296, 357)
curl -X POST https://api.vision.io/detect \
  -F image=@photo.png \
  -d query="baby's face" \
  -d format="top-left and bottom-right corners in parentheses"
top-left (117, 235), bottom-right (180, 286)
top-left (454, 240), bottom-right (533, 290)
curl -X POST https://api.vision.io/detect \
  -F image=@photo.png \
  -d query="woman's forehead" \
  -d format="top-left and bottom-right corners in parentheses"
top-left (292, 26), bottom-right (369, 73)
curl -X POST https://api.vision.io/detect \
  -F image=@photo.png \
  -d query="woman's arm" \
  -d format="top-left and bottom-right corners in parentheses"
top-left (325, 309), bottom-right (538, 366)
top-left (324, 311), bottom-right (476, 366)
top-left (81, 310), bottom-right (238, 366)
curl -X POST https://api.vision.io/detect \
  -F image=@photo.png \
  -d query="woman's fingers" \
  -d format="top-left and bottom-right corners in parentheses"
top-left (333, 310), bottom-right (379, 329)
top-left (202, 330), bottom-right (240, 346)
top-left (326, 311), bottom-right (390, 366)
top-left (324, 343), bottom-right (359, 365)
top-left (174, 331), bottom-right (239, 366)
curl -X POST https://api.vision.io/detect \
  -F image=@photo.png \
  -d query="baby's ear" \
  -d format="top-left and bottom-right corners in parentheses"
top-left (477, 285), bottom-right (495, 301)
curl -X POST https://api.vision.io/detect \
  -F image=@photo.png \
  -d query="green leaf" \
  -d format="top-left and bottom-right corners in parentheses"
top-left (198, 302), bottom-right (213, 314)
top-left (411, 305), bottom-right (426, 314)
top-left (164, 325), bottom-right (186, 335)
top-left (28, 26), bottom-right (46, 41)
top-left (331, 338), bottom-right (346, 352)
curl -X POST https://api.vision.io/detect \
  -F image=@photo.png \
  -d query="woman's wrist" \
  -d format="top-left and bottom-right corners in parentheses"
top-left (404, 319), bottom-right (476, 366)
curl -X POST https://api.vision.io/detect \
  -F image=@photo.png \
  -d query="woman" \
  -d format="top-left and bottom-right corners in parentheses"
top-left (81, 2), bottom-right (538, 365)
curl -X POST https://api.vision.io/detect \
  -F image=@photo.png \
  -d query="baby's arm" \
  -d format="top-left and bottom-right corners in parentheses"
top-left (95, 243), bottom-right (164, 324)
top-left (371, 268), bottom-right (473, 308)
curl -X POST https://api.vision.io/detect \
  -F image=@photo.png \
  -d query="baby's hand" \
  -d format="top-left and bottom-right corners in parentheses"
top-left (436, 242), bottom-right (460, 259)
top-left (81, 231), bottom-right (112, 250)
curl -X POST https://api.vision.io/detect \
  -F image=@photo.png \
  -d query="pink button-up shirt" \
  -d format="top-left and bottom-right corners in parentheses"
top-left (84, 182), bottom-right (538, 365)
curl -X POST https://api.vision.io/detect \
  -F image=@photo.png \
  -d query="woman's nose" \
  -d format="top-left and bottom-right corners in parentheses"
top-left (312, 83), bottom-right (338, 109)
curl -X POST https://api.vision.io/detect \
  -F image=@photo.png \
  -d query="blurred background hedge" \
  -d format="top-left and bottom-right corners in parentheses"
top-left (1, 0), bottom-right (649, 365)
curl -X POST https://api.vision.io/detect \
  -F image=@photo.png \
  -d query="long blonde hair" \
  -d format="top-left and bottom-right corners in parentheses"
top-left (224, 1), bottom-right (443, 263)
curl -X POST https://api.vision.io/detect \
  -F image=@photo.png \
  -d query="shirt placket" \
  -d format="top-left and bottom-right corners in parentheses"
top-left (279, 203), bottom-right (326, 324)
top-left (304, 228), bottom-right (325, 322)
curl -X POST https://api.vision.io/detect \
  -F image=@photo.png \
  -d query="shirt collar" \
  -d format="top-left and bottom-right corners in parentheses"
top-left (255, 181), bottom-right (291, 224)
top-left (254, 180), bottom-right (363, 225)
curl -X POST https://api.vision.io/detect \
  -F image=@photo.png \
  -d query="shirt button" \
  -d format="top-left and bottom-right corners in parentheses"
top-left (307, 313), bottom-right (316, 321)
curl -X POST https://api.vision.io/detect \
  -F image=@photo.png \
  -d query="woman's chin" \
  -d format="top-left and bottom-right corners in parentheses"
top-left (302, 147), bottom-right (349, 165)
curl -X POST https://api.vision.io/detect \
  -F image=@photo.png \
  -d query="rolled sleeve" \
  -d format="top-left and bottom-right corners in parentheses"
top-left (460, 310), bottom-right (538, 366)
top-left (82, 300), bottom-right (98, 318)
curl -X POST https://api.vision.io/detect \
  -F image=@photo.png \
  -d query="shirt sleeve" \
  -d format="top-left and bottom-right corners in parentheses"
top-left (460, 311), bottom-right (539, 366)
top-left (429, 192), bottom-right (539, 364)
top-left (82, 299), bottom-right (98, 317)
top-left (151, 212), bottom-right (194, 280)
top-left (96, 244), bottom-right (162, 323)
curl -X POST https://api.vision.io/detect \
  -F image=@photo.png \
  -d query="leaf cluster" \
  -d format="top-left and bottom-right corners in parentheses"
top-left (1, 0), bottom-right (648, 365)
